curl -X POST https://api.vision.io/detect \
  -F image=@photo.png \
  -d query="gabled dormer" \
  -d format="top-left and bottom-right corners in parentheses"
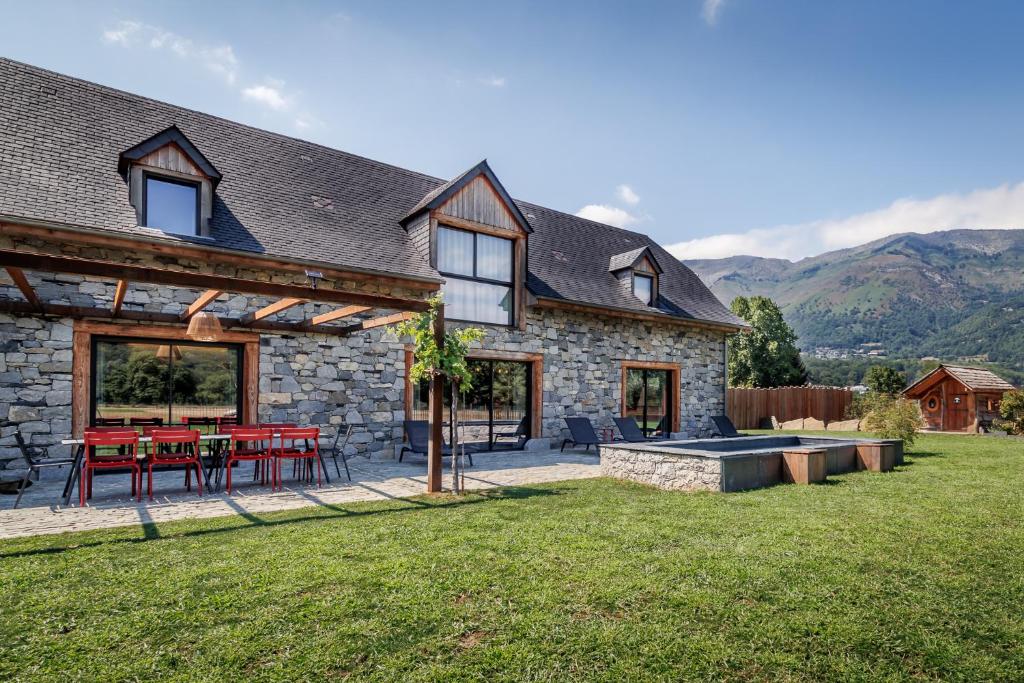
top-left (119, 126), bottom-right (221, 237)
top-left (402, 160), bottom-right (531, 328)
top-left (609, 246), bottom-right (662, 306)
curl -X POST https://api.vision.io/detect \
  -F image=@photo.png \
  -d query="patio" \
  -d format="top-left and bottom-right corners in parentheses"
top-left (0, 448), bottom-right (600, 540)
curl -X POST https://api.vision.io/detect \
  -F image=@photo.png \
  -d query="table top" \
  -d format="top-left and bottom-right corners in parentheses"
top-left (60, 432), bottom-right (306, 446)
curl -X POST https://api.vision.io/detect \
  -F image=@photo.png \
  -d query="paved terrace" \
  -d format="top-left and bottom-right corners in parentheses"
top-left (0, 449), bottom-right (600, 540)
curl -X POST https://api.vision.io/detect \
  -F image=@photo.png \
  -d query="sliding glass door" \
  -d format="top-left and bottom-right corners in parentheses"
top-left (92, 338), bottom-right (242, 425)
top-left (624, 368), bottom-right (672, 437)
top-left (412, 359), bottom-right (531, 451)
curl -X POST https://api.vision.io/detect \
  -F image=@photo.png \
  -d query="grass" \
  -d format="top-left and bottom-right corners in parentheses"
top-left (1, 433), bottom-right (1022, 681)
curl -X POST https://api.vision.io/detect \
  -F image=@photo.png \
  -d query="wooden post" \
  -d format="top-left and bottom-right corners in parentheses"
top-left (426, 305), bottom-right (445, 493)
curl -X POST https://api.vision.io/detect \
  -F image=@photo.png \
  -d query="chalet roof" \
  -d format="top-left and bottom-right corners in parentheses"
top-left (904, 364), bottom-right (1016, 397)
top-left (0, 58), bottom-right (743, 329)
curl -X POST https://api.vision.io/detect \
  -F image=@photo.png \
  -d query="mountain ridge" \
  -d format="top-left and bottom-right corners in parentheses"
top-left (684, 229), bottom-right (1024, 369)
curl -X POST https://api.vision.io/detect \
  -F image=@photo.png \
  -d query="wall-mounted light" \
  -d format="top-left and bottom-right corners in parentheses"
top-left (305, 270), bottom-right (324, 290)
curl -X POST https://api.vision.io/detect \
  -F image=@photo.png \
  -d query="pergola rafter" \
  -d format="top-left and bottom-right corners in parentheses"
top-left (5, 267), bottom-right (40, 309)
top-left (239, 297), bottom-right (307, 325)
top-left (112, 279), bottom-right (128, 316)
top-left (180, 289), bottom-right (223, 321)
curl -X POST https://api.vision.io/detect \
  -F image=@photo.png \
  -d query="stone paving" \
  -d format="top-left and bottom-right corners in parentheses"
top-left (0, 449), bottom-right (600, 540)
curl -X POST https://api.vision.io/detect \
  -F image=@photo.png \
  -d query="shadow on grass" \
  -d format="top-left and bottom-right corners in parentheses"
top-left (0, 486), bottom-right (567, 560)
top-left (904, 450), bottom-right (943, 460)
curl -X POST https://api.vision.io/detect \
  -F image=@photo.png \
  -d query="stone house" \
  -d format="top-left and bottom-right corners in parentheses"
top-left (0, 58), bottom-right (744, 483)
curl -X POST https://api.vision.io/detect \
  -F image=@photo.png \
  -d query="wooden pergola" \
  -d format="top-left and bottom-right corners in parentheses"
top-left (1, 247), bottom-right (449, 493)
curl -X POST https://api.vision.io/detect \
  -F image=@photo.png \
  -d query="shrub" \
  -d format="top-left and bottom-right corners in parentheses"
top-left (862, 396), bottom-right (924, 448)
top-left (998, 389), bottom-right (1024, 435)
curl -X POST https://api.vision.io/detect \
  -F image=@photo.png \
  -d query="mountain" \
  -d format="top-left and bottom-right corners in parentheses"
top-left (685, 229), bottom-right (1024, 370)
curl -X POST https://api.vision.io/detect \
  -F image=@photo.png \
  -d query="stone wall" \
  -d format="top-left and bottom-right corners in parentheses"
top-left (1, 235), bottom-right (728, 476)
top-left (472, 307), bottom-right (726, 443)
top-left (599, 445), bottom-right (723, 491)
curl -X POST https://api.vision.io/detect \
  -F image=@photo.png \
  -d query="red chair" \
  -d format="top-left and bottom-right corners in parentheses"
top-left (273, 427), bottom-right (321, 491)
top-left (82, 429), bottom-right (140, 505)
top-left (225, 428), bottom-right (273, 493)
top-left (148, 428), bottom-right (203, 499)
top-left (94, 417), bottom-right (126, 427)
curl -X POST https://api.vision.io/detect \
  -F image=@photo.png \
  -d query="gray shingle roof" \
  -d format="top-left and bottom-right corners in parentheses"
top-left (942, 366), bottom-right (1015, 392)
top-left (0, 58), bottom-right (743, 329)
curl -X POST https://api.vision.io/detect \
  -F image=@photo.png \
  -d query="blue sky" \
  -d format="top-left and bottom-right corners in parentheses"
top-left (3, 0), bottom-right (1024, 260)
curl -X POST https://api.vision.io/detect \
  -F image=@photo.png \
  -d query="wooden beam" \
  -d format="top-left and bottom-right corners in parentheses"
top-left (239, 297), bottom-right (307, 325)
top-left (1, 221), bottom-right (442, 292)
top-left (112, 280), bottom-right (128, 316)
top-left (180, 289), bottom-right (222, 321)
top-left (337, 311), bottom-right (414, 335)
top-left (0, 300), bottom-right (379, 338)
top-left (5, 267), bottom-right (40, 308)
top-left (311, 305), bottom-right (371, 326)
top-left (0, 249), bottom-right (431, 313)
top-left (427, 305), bottom-right (445, 493)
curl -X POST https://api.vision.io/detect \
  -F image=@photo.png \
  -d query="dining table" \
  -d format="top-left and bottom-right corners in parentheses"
top-left (58, 432), bottom-right (332, 505)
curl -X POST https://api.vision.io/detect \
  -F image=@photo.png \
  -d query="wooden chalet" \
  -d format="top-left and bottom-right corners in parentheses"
top-left (903, 365), bottom-right (1015, 433)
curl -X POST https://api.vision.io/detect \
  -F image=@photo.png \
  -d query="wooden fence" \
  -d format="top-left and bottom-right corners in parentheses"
top-left (726, 386), bottom-right (853, 430)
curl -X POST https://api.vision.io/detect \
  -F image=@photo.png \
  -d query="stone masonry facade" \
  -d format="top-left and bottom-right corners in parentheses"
top-left (0, 236), bottom-right (727, 477)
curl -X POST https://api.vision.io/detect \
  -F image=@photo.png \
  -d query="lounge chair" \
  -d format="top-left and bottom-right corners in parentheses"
top-left (711, 415), bottom-right (746, 438)
top-left (400, 420), bottom-right (473, 466)
top-left (613, 416), bottom-right (663, 443)
top-left (560, 417), bottom-right (613, 452)
top-left (491, 416), bottom-right (528, 449)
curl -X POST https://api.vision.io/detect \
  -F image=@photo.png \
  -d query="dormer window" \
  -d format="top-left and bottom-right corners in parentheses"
top-left (143, 174), bottom-right (200, 235)
top-left (609, 246), bottom-right (663, 308)
top-left (633, 273), bottom-right (654, 305)
top-left (119, 126), bottom-right (221, 238)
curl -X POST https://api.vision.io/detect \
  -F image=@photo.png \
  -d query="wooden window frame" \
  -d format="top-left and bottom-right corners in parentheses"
top-left (620, 360), bottom-right (681, 434)
top-left (72, 321), bottom-right (259, 437)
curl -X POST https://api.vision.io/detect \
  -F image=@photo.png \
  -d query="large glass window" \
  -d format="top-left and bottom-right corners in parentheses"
top-left (624, 367), bottom-right (672, 437)
top-left (412, 359), bottom-right (530, 451)
top-left (437, 225), bottom-right (514, 325)
top-left (92, 338), bottom-right (241, 426)
top-left (144, 175), bottom-right (199, 235)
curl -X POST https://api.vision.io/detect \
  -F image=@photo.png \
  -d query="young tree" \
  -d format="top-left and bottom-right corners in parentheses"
top-left (728, 296), bottom-right (807, 388)
top-left (998, 389), bottom-right (1024, 435)
top-left (864, 365), bottom-right (906, 396)
top-left (392, 296), bottom-right (485, 494)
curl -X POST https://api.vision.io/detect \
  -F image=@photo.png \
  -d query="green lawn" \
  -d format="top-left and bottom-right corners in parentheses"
top-left (1, 433), bottom-right (1022, 681)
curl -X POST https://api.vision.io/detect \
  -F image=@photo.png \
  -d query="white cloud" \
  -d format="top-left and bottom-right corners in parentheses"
top-left (575, 204), bottom-right (641, 228)
top-left (702, 0), bottom-right (726, 26)
top-left (666, 181), bottom-right (1024, 261)
top-left (242, 81), bottom-right (290, 111)
top-left (101, 20), bottom-right (239, 84)
top-left (479, 75), bottom-right (507, 87)
top-left (616, 184), bottom-right (640, 206)
top-left (102, 20), bottom-right (141, 46)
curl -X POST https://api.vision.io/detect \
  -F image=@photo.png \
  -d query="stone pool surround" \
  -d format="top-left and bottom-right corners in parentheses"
top-left (599, 435), bottom-right (903, 492)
